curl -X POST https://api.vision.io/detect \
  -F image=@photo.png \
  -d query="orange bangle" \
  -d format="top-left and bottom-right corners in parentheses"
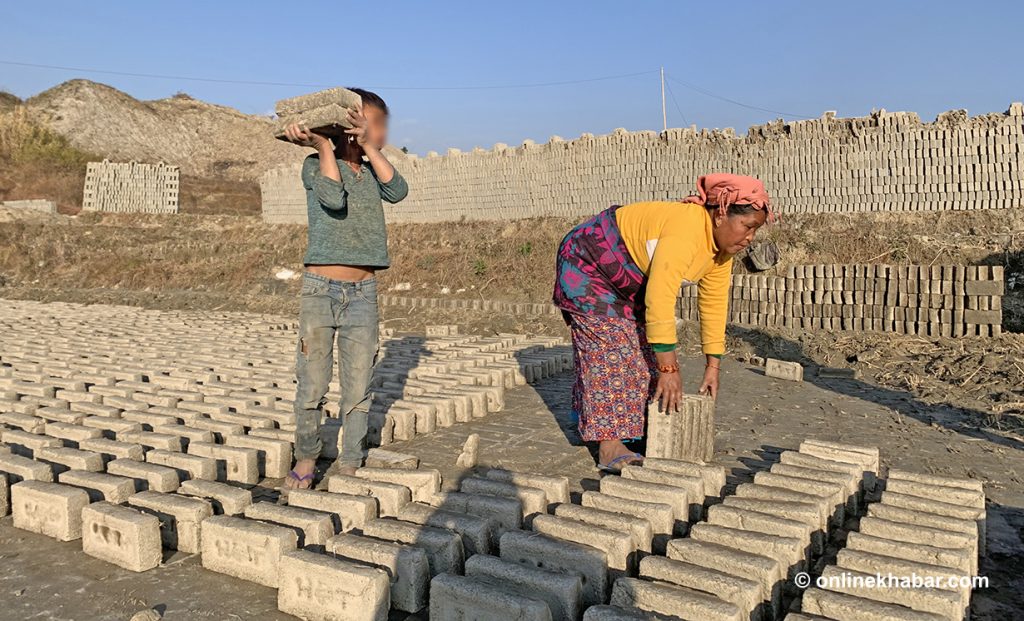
top-left (657, 362), bottom-right (680, 374)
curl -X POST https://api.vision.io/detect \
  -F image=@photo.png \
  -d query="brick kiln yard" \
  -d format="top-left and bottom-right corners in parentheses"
top-left (0, 299), bottom-right (1022, 621)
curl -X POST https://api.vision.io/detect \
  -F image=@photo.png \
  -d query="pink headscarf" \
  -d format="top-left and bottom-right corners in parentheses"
top-left (682, 173), bottom-right (774, 222)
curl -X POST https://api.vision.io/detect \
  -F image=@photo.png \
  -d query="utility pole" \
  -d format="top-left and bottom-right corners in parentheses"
top-left (660, 66), bottom-right (667, 134)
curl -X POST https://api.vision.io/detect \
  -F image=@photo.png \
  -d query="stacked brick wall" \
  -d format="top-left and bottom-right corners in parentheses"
top-left (261, 104), bottom-right (1023, 225)
top-left (683, 264), bottom-right (1005, 337)
top-left (82, 160), bottom-right (179, 214)
top-left (376, 263), bottom-right (1004, 337)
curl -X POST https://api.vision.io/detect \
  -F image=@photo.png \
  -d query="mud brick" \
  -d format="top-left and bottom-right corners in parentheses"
top-left (106, 459), bottom-right (179, 492)
top-left (707, 503), bottom-right (818, 554)
top-left (864, 514), bottom-right (974, 557)
top-left (799, 439), bottom-right (880, 475)
top-left (837, 547), bottom-right (971, 606)
top-left (880, 491), bottom-right (986, 556)
top-left (0, 428), bottom-right (62, 457)
top-left (638, 556), bottom-right (761, 620)
top-left (355, 467), bottom-right (440, 503)
top-left (55, 389), bottom-right (102, 404)
top-left (177, 401), bottom-right (230, 417)
top-left (245, 406), bottom-right (296, 428)
top-left (0, 413), bottom-right (46, 433)
top-left (601, 475), bottom-right (690, 526)
top-left (200, 515), bottom-right (298, 587)
top-left (81, 502), bottom-right (162, 571)
top-left (224, 434), bottom-right (292, 479)
top-left (327, 474), bottom-right (410, 518)
top-left (429, 573), bottom-right (550, 621)
top-left (103, 397), bottom-right (153, 412)
top-left (278, 549), bottom-right (391, 621)
top-left (465, 553), bottom-right (583, 621)
top-left (765, 359), bottom-right (804, 381)
top-left (327, 532), bottom-right (430, 613)
top-left (35, 406), bottom-right (85, 425)
top-left (365, 447), bottom-right (419, 469)
top-left (7, 380), bottom-right (55, 399)
top-left (802, 587), bottom-right (947, 621)
top-left (752, 472), bottom-right (846, 526)
top-left (178, 479), bottom-right (252, 515)
top-left (429, 491), bottom-right (522, 543)
top-left (118, 431), bottom-right (183, 452)
top-left (611, 577), bottom-right (742, 621)
top-left (186, 441), bottom-right (258, 484)
top-left (58, 470), bottom-right (135, 503)
top-left (34, 446), bottom-right (104, 473)
top-left (853, 519), bottom-right (977, 573)
top-left (582, 491), bottom-right (675, 538)
top-left (847, 528), bottom-right (974, 577)
top-left (361, 517), bottom-right (465, 577)
top-left (779, 450), bottom-right (866, 489)
top-left (288, 489), bottom-right (376, 532)
top-left (397, 501), bottom-right (495, 556)
top-left (484, 469), bottom-right (571, 504)
top-left (500, 529), bottom-right (608, 608)
top-left (819, 565), bottom-right (964, 621)
top-left (81, 415), bottom-right (143, 436)
top-left (887, 469), bottom-right (984, 494)
top-left (187, 417), bottom-right (245, 441)
top-left (640, 458), bottom-right (727, 499)
top-left (244, 501), bottom-right (334, 548)
top-left (152, 424), bottom-right (214, 445)
top-left (44, 422), bottom-right (102, 446)
top-left (666, 538), bottom-right (782, 619)
top-left (533, 513), bottom-right (635, 574)
top-left (121, 410), bottom-right (183, 429)
top-left (645, 395), bottom-right (715, 462)
top-left (620, 465), bottom-right (705, 521)
top-left (582, 605), bottom-right (679, 619)
top-left (207, 410), bottom-right (274, 430)
top-left (79, 438), bottom-right (145, 462)
top-left (884, 478), bottom-right (984, 510)
top-left (146, 449), bottom-right (216, 481)
top-left (690, 522), bottom-right (805, 576)
top-left (11, 480), bottom-right (90, 540)
top-left (769, 463), bottom-right (860, 512)
top-left (0, 473), bottom-right (7, 516)
top-left (554, 503), bottom-right (652, 553)
top-left (0, 452), bottom-right (53, 482)
top-left (275, 86), bottom-right (362, 117)
top-left (128, 491), bottom-right (212, 554)
top-left (249, 427), bottom-right (295, 443)
top-left (460, 476), bottom-right (547, 519)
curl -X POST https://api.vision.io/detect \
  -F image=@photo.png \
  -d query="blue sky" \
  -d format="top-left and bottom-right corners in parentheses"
top-left (1, 1), bottom-right (1021, 154)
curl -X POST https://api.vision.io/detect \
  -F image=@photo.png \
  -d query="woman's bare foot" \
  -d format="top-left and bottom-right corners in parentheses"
top-left (285, 458), bottom-right (316, 489)
top-left (597, 439), bottom-right (644, 472)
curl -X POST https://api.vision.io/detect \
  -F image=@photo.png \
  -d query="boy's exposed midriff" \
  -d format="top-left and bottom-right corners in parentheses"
top-left (306, 264), bottom-right (376, 281)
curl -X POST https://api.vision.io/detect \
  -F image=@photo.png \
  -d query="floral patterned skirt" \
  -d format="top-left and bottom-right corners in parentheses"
top-left (553, 206), bottom-right (656, 441)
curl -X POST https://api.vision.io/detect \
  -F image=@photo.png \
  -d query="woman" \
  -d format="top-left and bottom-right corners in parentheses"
top-left (553, 174), bottom-right (772, 472)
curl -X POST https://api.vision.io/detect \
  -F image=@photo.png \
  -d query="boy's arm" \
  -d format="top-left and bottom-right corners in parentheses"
top-left (301, 154), bottom-right (347, 211)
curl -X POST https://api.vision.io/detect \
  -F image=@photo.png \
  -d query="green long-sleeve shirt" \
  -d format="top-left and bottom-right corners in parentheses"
top-left (301, 153), bottom-right (409, 268)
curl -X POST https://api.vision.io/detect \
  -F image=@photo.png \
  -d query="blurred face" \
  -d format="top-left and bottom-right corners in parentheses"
top-left (363, 104), bottom-right (389, 149)
top-left (712, 208), bottom-right (768, 255)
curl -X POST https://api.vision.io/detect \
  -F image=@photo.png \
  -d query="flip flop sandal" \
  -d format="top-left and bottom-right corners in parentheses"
top-left (285, 470), bottom-right (315, 488)
top-left (597, 452), bottom-right (644, 474)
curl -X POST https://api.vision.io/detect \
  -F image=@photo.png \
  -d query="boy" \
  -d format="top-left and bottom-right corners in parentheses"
top-left (282, 89), bottom-right (408, 488)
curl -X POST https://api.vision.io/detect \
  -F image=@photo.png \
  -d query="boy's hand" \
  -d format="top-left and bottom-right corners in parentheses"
top-left (284, 123), bottom-right (332, 150)
top-left (344, 107), bottom-right (375, 150)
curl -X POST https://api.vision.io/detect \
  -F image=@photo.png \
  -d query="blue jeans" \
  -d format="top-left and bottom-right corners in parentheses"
top-left (293, 273), bottom-right (379, 466)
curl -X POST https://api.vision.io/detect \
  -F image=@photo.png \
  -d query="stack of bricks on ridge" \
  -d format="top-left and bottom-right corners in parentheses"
top-left (0, 298), bottom-right (987, 620)
top-left (261, 102), bottom-right (1024, 225)
top-left (82, 160), bottom-right (180, 214)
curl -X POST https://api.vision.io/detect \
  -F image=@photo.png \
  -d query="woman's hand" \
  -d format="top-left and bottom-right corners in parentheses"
top-left (344, 107), bottom-right (374, 150)
top-left (653, 369), bottom-right (683, 413)
top-left (283, 123), bottom-right (332, 151)
top-left (699, 363), bottom-right (720, 399)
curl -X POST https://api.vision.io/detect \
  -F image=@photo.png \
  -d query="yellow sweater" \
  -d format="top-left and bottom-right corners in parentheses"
top-left (615, 201), bottom-right (733, 355)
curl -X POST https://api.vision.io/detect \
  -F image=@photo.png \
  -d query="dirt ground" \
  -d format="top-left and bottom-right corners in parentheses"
top-left (2, 347), bottom-right (1022, 620)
